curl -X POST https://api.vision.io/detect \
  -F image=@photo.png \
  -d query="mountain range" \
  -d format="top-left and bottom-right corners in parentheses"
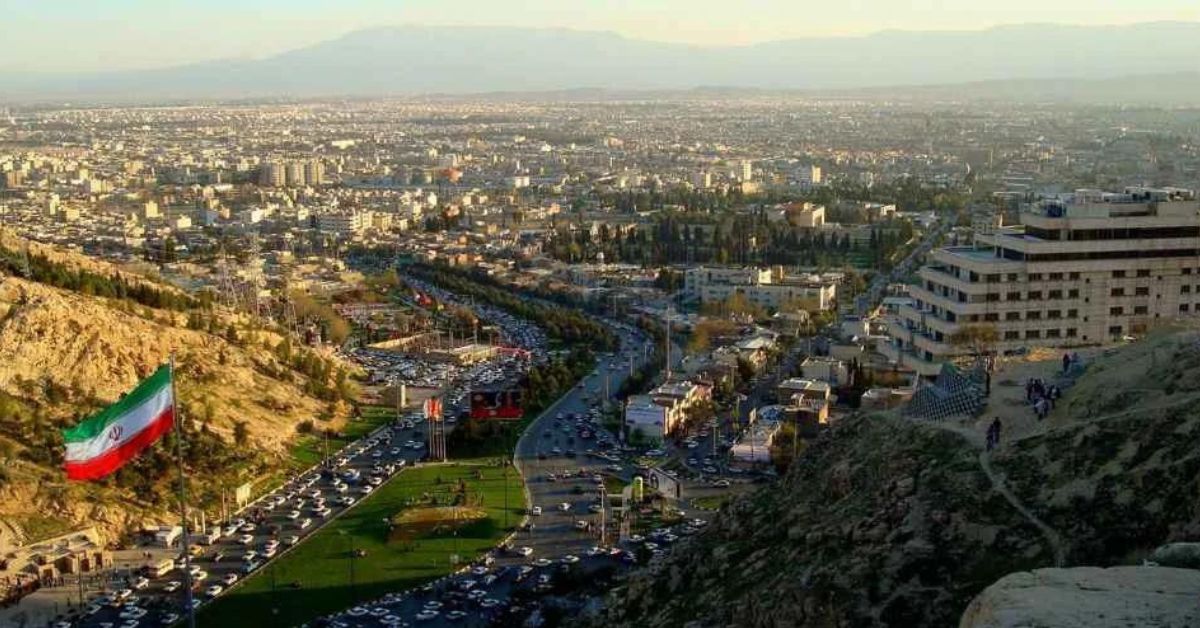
top-left (4, 22), bottom-right (1200, 103)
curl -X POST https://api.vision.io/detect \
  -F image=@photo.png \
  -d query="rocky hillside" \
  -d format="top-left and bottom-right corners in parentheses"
top-left (0, 234), bottom-right (355, 545)
top-left (593, 330), bottom-right (1200, 627)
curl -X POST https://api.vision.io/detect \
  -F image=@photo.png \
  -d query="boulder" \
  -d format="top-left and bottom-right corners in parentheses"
top-left (959, 566), bottom-right (1200, 628)
top-left (1150, 542), bottom-right (1200, 569)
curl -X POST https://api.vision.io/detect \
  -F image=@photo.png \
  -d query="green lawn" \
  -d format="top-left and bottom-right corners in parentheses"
top-left (288, 406), bottom-right (394, 469)
top-left (198, 460), bottom-right (524, 627)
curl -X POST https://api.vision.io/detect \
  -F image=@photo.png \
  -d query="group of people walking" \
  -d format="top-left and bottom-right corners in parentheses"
top-left (1026, 377), bottom-right (1060, 421)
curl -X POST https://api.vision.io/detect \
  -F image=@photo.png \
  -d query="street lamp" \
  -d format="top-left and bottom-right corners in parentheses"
top-left (338, 530), bottom-right (356, 606)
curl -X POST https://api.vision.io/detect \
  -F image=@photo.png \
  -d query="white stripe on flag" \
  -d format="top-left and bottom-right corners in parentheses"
top-left (64, 385), bottom-right (174, 463)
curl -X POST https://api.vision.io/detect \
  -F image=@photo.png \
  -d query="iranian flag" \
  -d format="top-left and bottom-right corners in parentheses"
top-left (62, 365), bottom-right (176, 481)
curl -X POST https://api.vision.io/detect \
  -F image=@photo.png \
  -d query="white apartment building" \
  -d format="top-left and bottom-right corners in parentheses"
top-left (684, 266), bottom-right (838, 311)
top-left (624, 380), bottom-right (711, 442)
top-left (317, 210), bottom-right (368, 237)
top-left (883, 187), bottom-right (1200, 375)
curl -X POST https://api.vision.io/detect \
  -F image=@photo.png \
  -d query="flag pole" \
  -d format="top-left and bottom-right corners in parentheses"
top-left (170, 356), bottom-right (197, 628)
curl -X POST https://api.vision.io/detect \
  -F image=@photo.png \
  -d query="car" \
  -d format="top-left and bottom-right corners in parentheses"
top-left (159, 613), bottom-right (180, 625)
top-left (515, 546), bottom-right (534, 557)
top-left (239, 523), bottom-right (256, 533)
top-left (532, 558), bottom-right (552, 568)
top-left (360, 485), bottom-right (373, 495)
top-left (415, 610), bottom-right (439, 621)
top-left (284, 535), bottom-right (299, 546)
top-left (297, 518), bottom-right (313, 529)
top-left (558, 502), bottom-right (571, 511)
top-left (713, 479), bottom-right (731, 488)
top-left (241, 560), bottom-right (262, 574)
top-left (480, 598), bottom-right (502, 609)
top-left (286, 510), bottom-right (301, 520)
top-left (530, 506), bottom-right (542, 516)
top-left (347, 606), bottom-right (369, 617)
top-left (470, 565), bottom-right (489, 576)
top-left (574, 520), bottom-right (589, 530)
top-left (238, 534), bottom-right (254, 545)
top-left (221, 573), bottom-right (238, 586)
top-left (192, 570), bottom-right (209, 582)
top-left (588, 504), bottom-right (603, 513)
top-left (205, 584), bottom-right (223, 597)
top-left (132, 576), bottom-right (150, 590)
top-left (162, 581), bottom-right (182, 593)
top-left (561, 554), bottom-right (580, 564)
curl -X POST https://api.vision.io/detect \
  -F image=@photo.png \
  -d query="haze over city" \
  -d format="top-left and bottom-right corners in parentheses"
top-left (1, 3), bottom-right (1200, 628)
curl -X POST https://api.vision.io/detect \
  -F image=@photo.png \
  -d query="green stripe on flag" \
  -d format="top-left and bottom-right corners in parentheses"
top-left (61, 365), bottom-right (172, 444)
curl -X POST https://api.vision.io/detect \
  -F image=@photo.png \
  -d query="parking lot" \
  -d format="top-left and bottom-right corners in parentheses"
top-left (76, 417), bottom-right (432, 628)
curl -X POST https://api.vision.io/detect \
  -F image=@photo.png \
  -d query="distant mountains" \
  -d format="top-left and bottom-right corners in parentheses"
top-left (4, 22), bottom-right (1200, 103)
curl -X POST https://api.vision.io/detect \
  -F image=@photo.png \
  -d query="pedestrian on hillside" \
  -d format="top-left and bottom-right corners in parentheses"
top-left (991, 418), bottom-right (1002, 446)
top-left (1062, 352), bottom-right (1071, 374)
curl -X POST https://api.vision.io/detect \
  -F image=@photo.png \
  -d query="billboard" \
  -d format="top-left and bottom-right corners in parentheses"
top-left (469, 389), bottom-right (524, 420)
top-left (644, 467), bottom-right (681, 500)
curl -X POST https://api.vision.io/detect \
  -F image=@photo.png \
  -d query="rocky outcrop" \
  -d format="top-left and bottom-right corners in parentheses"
top-left (959, 566), bottom-right (1200, 628)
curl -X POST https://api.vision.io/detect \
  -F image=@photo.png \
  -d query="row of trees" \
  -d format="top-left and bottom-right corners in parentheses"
top-left (0, 245), bottom-right (205, 311)
top-left (406, 264), bottom-right (619, 352)
top-left (544, 208), bottom-right (915, 270)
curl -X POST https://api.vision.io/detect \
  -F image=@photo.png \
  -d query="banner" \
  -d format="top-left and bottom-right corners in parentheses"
top-left (469, 389), bottom-right (523, 420)
top-left (423, 396), bottom-right (443, 421)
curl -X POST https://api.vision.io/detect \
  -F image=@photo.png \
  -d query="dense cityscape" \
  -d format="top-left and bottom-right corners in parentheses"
top-left (2, 8), bottom-right (1200, 628)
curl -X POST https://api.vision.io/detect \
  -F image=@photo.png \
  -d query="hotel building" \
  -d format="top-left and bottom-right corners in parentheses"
top-left (883, 187), bottom-right (1200, 375)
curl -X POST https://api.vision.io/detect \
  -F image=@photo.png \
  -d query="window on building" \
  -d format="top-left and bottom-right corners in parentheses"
top-left (1112, 270), bottom-right (1126, 278)
top-left (1007, 273), bottom-right (1019, 282)
top-left (1109, 325), bottom-right (1123, 336)
top-left (1028, 291), bottom-right (1042, 300)
top-left (1066, 328), bottom-right (1077, 338)
top-left (1110, 307), bottom-right (1124, 316)
top-left (1183, 285), bottom-right (1192, 294)
top-left (1026, 330), bottom-right (1041, 339)
top-left (1048, 310), bottom-right (1062, 319)
top-left (1185, 268), bottom-right (1193, 275)
top-left (1005, 312), bottom-right (1021, 321)
top-left (1181, 304), bottom-right (1190, 313)
top-left (984, 313), bottom-right (999, 322)
top-left (986, 293), bottom-right (1000, 302)
top-left (1048, 290), bottom-right (1063, 299)
top-left (1136, 269), bottom-right (1151, 277)
top-left (1134, 306), bottom-right (1148, 315)
top-left (1046, 329), bottom-right (1061, 338)
top-left (1068, 289), bottom-right (1080, 298)
top-left (1135, 287), bottom-right (1150, 296)
top-left (1067, 309), bottom-right (1078, 318)
top-left (1026, 311), bottom-right (1041, 320)
top-left (986, 274), bottom-right (1000, 283)
top-left (1028, 273), bottom-right (1043, 281)
top-left (1111, 288), bottom-right (1125, 297)
top-left (1006, 292), bottom-right (1021, 301)
top-left (1004, 331), bottom-right (1019, 340)
top-left (1069, 272), bottom-right (1081, 280)
top-left (1049, 272), bottom-right (1063, 280)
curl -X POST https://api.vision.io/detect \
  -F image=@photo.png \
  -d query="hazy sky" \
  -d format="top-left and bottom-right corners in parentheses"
top-left (6, 0), bottom-right (1199, 72)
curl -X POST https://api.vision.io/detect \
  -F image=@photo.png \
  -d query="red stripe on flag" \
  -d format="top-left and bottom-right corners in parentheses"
top-left (63, 407), bottom-right (175, 481)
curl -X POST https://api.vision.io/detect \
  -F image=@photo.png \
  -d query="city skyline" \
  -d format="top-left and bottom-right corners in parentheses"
top-left (3, 0), bottom-right (1198, 72)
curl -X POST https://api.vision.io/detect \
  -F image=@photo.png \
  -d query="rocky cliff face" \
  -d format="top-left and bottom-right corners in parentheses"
top-left (595, 330), bottom-right (1200, 627)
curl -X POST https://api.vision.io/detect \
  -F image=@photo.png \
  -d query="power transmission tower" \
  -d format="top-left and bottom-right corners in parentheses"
top-left (216, 246), bottom-right (241, 312)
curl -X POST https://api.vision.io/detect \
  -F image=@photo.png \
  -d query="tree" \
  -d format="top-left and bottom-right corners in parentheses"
top-left (950, 324), bottom-right (999, 358)
top-left (232, 421), bottom-right (250, 447)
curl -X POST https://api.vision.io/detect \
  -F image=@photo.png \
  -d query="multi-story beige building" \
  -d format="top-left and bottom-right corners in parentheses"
top-left (684, 266), bottom-right (838, 311)
top-left (883, 187), bottom-right (1200, 375)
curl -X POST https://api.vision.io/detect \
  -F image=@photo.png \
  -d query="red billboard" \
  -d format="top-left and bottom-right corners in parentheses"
top-left (469, 390), bottom-right (524, 420)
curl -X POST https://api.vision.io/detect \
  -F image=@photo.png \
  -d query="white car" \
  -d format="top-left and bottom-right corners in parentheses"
top-left (286, 510), bottom-right (301, 520)
top-left (558, 502), bottom-right (571, 512)
top-left (530, 506), bottom-right (542, 516)
top-left (297, 518), bottom-right (313, 529)
top-left (221, 573), bottom-right (238, 586)
top-left (132, 576), bottom-right (150, 590)
top-left (162, 581), bottom-right (181, 593)
top-left (416, 610), bottom-right (439, 621)
top-left (575, 520), bottom-right (589, 530)
top-left (284, 535), bottom-right (300, 546)
top-left (205, 584), bottom-right (223, 597)
top-left (516, 546), bottom-right (534, 557)
top-left (238, 534), bottom-right (254, 545)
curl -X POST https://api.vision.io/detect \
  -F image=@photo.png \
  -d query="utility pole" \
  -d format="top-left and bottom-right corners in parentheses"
top-left (664, 306), bottom-right (672, 381)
